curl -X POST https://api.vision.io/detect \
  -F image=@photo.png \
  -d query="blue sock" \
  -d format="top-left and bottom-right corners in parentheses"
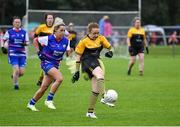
top-left (29, 98), bottom-right (36, 105)
top-left (47, 92), bottom-right (54, 101)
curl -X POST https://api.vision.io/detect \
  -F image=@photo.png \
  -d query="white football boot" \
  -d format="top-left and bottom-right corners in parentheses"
top-left (86, 112), bottom-right (97, 119)
top-left (27, 104), bottom-right (39, 112)
top-left (100, 98), bottom-right (115, 107)
top-left (44, 100), bottom-right (56, 109)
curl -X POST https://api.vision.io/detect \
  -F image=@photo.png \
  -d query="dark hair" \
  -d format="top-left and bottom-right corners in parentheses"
top-left (44, 13), bottom-right (54, 20)
top-left (87, 22), bottom-right (99, 33)
top-left (12, 16), bottom-right (21, 22)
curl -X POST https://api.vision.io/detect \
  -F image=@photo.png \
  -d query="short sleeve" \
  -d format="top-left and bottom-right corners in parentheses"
top-left (66, 40), bottom-right (70, 51)
top-left (3, 31), bottom-right (9, 41)
top-left (75, 40), bottom-right (85, 55)
top-left (127, 28), bottom-right (132, 38)
top-left (37, 36), bottom-right (48, 46)
top-left (101, 36), bottom-right (111, 49)
top-left (35, 26), bottom-right (42, 35)
top-left (25, 32), bottom-right (29, 42)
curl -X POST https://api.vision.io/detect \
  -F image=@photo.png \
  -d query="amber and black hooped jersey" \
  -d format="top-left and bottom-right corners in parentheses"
top-left (75, 35), bottom-right (111, 60)
top-left (127, 27), bottom-right (146, 47)
top-left (68, 30), bottom-right (77, 49)
top-left (34, 24), bottom-right (53, 37)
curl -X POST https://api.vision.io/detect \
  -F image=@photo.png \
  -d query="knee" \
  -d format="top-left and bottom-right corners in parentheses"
top-left (55, 77), bottom-right (63, 84)
top-left (14, 69), bottom-right (20, 76)
top-left (19, 72), bottom-right (24, 77)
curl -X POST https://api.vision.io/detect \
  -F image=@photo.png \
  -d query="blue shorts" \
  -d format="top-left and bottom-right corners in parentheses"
top-left (41, 61), bottom-right (59, 75)
top-left (8, 56), bottom-right (26, 68)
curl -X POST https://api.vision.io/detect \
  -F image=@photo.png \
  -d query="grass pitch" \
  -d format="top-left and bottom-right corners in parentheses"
top-left (0, 46), bottom-right (180, 126)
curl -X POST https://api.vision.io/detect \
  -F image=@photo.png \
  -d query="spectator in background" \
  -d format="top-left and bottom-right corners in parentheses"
top-left (150, 32), bottom-right (157, 46)
top-left (104, 16), bottom-right (112, 37)
top-left (168, 31), bottom-right (178, 45)
top-left (98, 15), bottom-right (109, 35)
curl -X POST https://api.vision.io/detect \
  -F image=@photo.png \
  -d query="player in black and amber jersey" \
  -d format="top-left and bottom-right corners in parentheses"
top-left (72, 22), bottom-right (114, 119)
top-left (67, 22), bottom-right (77, 50)
top-left (127, 17), bottom-right (149, 76)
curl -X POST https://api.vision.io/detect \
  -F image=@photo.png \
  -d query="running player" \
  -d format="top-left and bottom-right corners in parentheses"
top-left (2, 16), bottom-right (29, 90)
top-left (27, 23), bottom-right (70, 111)
top-left (127, 17), bottom-right (149, 76)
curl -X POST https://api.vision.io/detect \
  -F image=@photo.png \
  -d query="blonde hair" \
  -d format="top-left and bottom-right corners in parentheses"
top-left (53, 23), bottom-right (65, 33)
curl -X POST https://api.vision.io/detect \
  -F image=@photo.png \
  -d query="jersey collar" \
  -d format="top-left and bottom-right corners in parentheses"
top-left (13, 28), bottom-right (21, 32)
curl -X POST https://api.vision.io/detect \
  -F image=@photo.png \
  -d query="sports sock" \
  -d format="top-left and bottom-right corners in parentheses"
top-left (29, 98), bottom-right (36, 105)
top-left (88, 91), bottom-right (99, 113)
top-left (97, 78), bottom-right (105, 97)
top-left (47, 92), bottom-right (54, 101)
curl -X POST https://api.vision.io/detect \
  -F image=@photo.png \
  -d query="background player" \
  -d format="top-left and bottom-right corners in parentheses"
top-left (2, 16), bottom-right (29, 90)
top-left (127, 17), bottom-right (149, 76)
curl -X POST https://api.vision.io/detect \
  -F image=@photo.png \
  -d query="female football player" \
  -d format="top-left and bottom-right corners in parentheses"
top-left (2, 16), bottom-right (29, 90)
top-left (127, 17), bottom-right (149, 76)
top-left (72, 22), bottom-right (114, 118)
top-left (27, 23), bottom-right (70, 111)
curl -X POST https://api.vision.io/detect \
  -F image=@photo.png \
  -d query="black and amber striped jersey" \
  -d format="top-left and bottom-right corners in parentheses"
top-left (75, 35), bottom-right (111, 60)
top-left (127, 27), bottom-right (146, 47)
top-left (34, 24), bottom-right (53, 37)
top-left (68, 30), bottom-right (77, 49)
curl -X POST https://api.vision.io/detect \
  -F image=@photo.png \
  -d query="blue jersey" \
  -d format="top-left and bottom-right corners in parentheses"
top-left (38, 35), bottom-right (70, 65)
top-left (3, 28), bottom-right (29, 57)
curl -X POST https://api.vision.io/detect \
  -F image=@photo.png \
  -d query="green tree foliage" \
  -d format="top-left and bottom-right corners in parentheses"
top-left (0, 0), bottom-right (179, 25)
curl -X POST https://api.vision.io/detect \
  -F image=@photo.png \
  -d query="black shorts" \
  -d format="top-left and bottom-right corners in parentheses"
top-left (129, 46), bottom-right (144, 56)
top-left (81, 58), bottom-right (100, 79)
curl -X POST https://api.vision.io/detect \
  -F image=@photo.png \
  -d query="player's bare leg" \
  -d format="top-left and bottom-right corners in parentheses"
top-left (138, 53), bottom-right (144, 76)
top-left (33, 75), bottom-right (53, 101)
top-left (19, 67), bottom-right (24, 77)
top-left (128, 56), bottom-right (136, 75)
top-left (27, 75), bottom-right (52, 111)
top-left (36, 70), bottom-right (44, 86)
top-left (12, 65), bottom-right (20, 90)
top-left (44, 67), bottom-right (63, 109)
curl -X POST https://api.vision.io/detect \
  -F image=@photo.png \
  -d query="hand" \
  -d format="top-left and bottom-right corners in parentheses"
top-left (1, 47), bottom-right (8, 54)
top-left (72, 71), bottom-right (80, 83)
top-left (37, 51), bottom-right (46, 60)
top-left (146, 47), bottom-right (149, 54)
top-left (105, 51), bottom-right (113, 58)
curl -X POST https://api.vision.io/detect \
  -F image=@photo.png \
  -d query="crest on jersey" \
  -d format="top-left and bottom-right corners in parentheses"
top-left (63, 44), bottom-right (66, 48)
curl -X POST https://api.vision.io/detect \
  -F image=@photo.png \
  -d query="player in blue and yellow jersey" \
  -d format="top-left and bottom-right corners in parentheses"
top-left (71, 22), bottom-right (114, 118)
top-left (27, 23), bottom-right (71, 111)
top-left (2, 16), bottom-right (29, 90)
top-left (127, 17), bottom-right (149, 76)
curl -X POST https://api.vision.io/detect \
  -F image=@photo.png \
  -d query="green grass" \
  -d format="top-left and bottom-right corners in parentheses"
top-left (0, 46), bottom-right (180, 126)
